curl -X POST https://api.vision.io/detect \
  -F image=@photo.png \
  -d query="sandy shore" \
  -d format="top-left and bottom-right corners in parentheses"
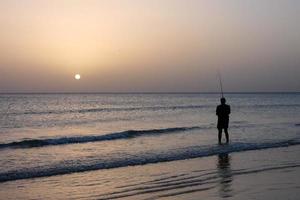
top-left (1, 145), bottom-right (300, 200)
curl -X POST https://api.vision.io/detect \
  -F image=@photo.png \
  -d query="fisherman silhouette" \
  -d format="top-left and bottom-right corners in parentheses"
top-left (216, 98), bottom-right (230, 144)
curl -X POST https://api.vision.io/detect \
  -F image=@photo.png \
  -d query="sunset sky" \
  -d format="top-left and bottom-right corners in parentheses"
top-left (0, 0), bottom-right (299, 92)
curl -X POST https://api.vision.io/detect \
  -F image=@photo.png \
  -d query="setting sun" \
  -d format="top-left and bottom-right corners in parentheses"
top-left (75, 74), bottom-right (81, 80)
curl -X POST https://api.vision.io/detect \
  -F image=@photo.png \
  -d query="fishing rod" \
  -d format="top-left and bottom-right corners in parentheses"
top-left (217, 69), bottom-right (224, 98)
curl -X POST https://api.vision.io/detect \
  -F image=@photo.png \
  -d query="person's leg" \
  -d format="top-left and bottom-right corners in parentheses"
top-left (218, 128), bottom-right (222, 144)
top-left (224, 128), bottom-right (229, 143)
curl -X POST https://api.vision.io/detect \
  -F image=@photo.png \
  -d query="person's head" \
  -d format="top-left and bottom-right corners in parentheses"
top-left (220, 97), bottom-right (226, 105)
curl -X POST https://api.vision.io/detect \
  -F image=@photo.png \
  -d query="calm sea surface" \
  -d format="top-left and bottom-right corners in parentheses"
top-left (0, 93), bottom-right (299, 199)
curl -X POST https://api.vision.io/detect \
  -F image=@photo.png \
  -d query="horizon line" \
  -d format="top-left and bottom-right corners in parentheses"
top-left (0, 91), bottom-right (299, 95)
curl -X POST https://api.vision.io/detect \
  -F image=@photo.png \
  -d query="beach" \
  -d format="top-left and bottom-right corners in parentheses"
top-left (0, 93), bottom-right (299, 199)
top-left (1, 145), bottom-right (299, 200)
top-left (1, 0), bottom-right (300, 199)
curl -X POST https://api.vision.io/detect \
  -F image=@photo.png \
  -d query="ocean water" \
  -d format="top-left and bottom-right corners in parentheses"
top-left (0, 93), bottom-right (300, 199)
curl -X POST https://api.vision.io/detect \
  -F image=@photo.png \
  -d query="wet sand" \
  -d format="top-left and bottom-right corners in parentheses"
top-left (1, 145), bottom-right (299, 200)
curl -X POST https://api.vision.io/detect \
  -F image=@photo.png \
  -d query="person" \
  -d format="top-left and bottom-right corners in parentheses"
top-left (216, 97), bottom-right (230, 144)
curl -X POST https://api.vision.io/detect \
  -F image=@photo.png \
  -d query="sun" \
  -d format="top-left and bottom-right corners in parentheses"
top-left (75, 74), bottom-right (81, 80)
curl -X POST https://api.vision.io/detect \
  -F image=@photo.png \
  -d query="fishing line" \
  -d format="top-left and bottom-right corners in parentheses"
top-left (217, 69), bottom-right (224, 98)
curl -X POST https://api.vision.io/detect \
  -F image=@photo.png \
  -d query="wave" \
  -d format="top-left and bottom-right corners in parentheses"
top-left (0, 139), bottom-right (299, 183)
top-left (0, 126), bottom-right (202, 149)
top-left (7, 105), bottom-right (209, 116)
top-left (251, 104), bottom-right (300, 108)
top-left (5, 103), bottom-right (300, 116)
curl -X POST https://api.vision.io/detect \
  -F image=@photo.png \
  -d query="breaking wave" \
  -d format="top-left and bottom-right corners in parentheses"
top-left (8, 105), bottom-right (210, 116)
top-left (0, 126), bottom-right (202, 149)
top-left (0, 139), bottom-right (299, 183)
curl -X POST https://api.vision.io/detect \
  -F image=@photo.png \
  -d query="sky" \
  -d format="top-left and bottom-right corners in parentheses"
top-left (0, 0), bottom-right (299, 92)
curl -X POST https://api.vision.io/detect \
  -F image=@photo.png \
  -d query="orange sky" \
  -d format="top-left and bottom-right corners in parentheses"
top-left (0, 0), bottom-right (299, 92)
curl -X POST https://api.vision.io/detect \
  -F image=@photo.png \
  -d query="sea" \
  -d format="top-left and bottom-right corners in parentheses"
top-left (0, 93), bottom-right (299, 199)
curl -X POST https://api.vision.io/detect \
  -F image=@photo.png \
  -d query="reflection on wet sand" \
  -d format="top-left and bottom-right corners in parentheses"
top-left (217, 153), bottom-right (233, 198)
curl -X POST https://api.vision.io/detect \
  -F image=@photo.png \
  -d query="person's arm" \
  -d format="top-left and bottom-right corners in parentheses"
top-left (228, 105), bottom-right (231, 115)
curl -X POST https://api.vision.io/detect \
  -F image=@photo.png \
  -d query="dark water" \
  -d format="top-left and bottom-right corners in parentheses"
top-left (0, 93), bottom-right (299, 199)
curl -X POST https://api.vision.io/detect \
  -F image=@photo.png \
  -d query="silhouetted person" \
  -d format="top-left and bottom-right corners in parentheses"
top-left (216, 98), bottom-right (230, 144)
